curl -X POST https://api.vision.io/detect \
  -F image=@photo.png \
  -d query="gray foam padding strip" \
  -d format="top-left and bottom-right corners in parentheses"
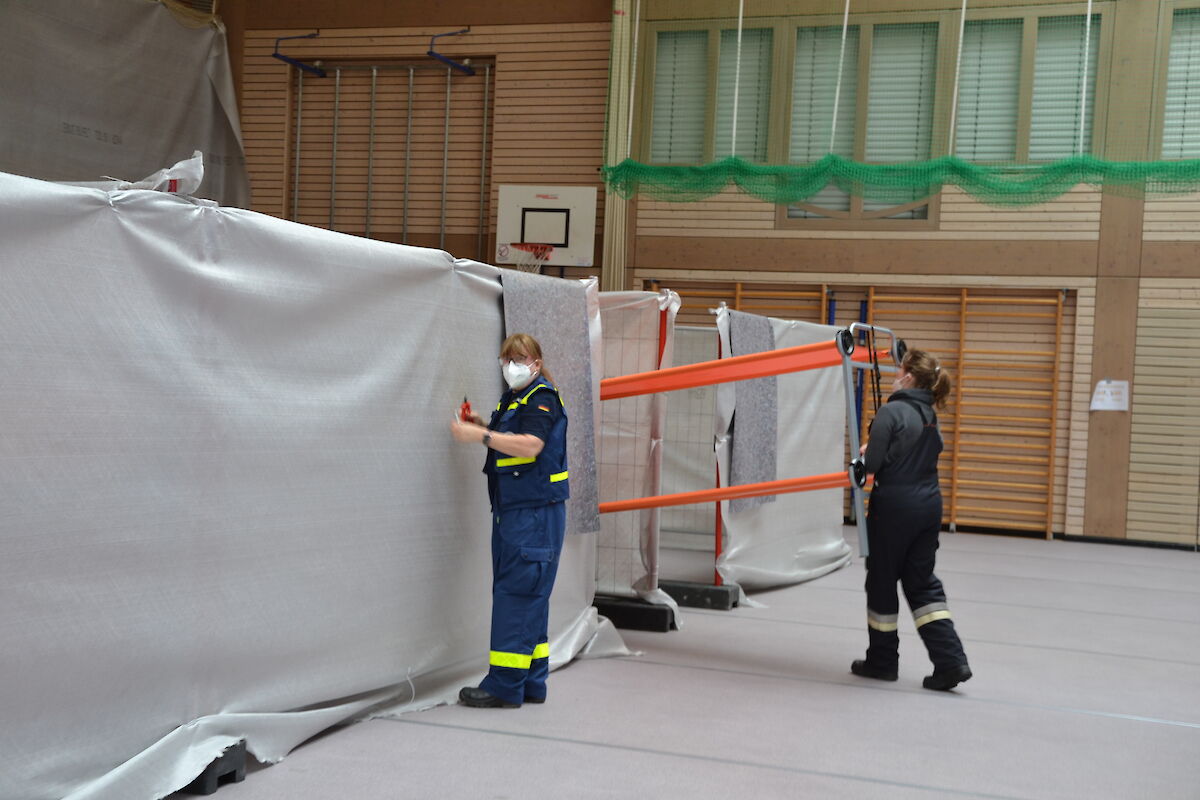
top-left (501, 270), bottom-right (600, 534)
top-left (728, 311), bottom-right (778, 512)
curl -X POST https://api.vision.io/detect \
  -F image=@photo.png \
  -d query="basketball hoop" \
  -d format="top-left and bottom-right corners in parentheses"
top-left (510, 242), bottom-right (554, 274)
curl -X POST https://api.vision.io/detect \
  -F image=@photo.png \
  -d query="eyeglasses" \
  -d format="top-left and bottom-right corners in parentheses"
top-left (498, 356), bottom-right (534, 367)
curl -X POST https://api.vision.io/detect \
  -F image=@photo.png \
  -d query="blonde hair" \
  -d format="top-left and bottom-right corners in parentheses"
top-left (500, 333), bottom-right (554, 385)
top-left (902, 348), bottom-right (951, 410)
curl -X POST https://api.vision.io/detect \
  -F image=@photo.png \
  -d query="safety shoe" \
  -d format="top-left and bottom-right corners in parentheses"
top-left (850, 660), bottom-right (898, 682)
top-left (922, 664), bottom-right (972, 691)
top-left (524, 695), bottom-right (546, 704)
top-left (458, 687), bottom-right (519, 708)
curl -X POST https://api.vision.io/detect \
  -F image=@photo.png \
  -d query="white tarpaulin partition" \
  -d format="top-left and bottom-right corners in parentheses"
top-left (660, 314), bottom-right (851, 591)
top-left (0, 168), bottom-right (620, 800)
top-left (0, 0), bottom-right (249, 207)
top-left (596, 291), bottom-right (680, 605)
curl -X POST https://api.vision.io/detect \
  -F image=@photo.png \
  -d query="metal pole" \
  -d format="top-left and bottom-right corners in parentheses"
top-left (366, 67), bottom-right (377, 239)
top-left (291, 69), bottom-right (303, 221)
top-left (840, 335), bottom-right (869, 558)
top-left (441, 67), bottom-right (452, 250)
top-left (404, 67), bottom-right (414, 244)
top-left (477, 64), bottom-right (491, 261)
top-left (329, 67), bottom-right (341, 231)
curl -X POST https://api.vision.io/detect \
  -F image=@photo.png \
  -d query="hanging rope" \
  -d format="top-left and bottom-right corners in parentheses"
top-left (947, 0), bottom-right (970, 155)
top-left (829, 0), bottom-right (853, 153)
top-left (1077, 0), bottom-right (1094, 155)
top-left (730, 0), bottom-right (745, 156)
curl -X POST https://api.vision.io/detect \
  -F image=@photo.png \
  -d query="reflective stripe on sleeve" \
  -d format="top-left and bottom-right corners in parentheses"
top-left (549, 471), bottom-right (569, 483)
top-left (489, 650), bottom-right (533, 670)
top-left (532, 642), bottom-right (550, 660)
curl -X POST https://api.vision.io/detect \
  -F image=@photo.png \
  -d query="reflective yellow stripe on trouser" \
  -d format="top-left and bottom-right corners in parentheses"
top-left (913, 602), bottom-right (952, 628)
top-left (867, 609), bottom-right (899, 632)
top-left (490, 643), bottom-right (548, 670)
top-left (490, 650), bottom-right (533, 670)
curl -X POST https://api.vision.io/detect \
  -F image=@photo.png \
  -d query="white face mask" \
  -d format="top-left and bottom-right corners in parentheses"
top-left (502, 360), bottom-right (535, 390)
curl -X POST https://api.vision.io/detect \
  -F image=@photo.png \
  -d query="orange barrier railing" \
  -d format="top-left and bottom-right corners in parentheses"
top-left (598, 471), bottom-right (870, 514)
top-left (599, 338), bottom-right (887, 401)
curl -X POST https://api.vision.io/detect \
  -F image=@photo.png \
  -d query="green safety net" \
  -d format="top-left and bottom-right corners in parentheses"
top-left (602, 154), bottom-right (1200, 207)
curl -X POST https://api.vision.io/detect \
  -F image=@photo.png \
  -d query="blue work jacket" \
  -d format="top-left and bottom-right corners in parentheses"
top-left (484, 376), bottom-right (569, 511)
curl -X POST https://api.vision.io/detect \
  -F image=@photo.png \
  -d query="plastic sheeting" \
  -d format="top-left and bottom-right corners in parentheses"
top-left (0, 0), bottom-right (249, 207)
top-left (660, 314), bottom-right (852, 591)
top-left (0, 167), bottom-right (621, 800)
top-left (596, 291), bottom-right (680, 605)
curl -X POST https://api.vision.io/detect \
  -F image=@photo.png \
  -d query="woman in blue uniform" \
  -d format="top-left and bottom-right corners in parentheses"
top-left (852, 349), bottom-right (971, 691)
top-left (450, 333), bottom-right (569, 708)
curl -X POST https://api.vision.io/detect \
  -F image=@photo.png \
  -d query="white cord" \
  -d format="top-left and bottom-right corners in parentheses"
top-left (1077, 0), bottom-right (1094, 155)
top-left (829, 0), bottom-right (852, 153)
top-left (625, 0), bottom-right (641, 160)
top-left (731, 0), bottom-right (745, 157)
top-left (948, 0), bottom-right (969, 155)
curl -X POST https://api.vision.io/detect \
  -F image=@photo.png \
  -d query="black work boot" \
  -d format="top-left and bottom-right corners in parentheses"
top-left (851, 660), bottom-right (898, 681)
top-left (922, 664), bottom-right (972, 691)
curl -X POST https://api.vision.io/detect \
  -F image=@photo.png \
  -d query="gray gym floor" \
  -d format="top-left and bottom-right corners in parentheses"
top-left (201, 528), bottom-right (1200, 799)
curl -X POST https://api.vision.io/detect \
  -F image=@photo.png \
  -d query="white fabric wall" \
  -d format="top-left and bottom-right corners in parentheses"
top-left (0, 169), bottom-right (617, 800)
top-left (660, 314), bottom-right (852, 590)
top-left (0, 0), bottom-right (249, 206)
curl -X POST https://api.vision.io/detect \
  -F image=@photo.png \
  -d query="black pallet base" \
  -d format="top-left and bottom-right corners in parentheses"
top-left (659, 580), bottom-right (740, 611)
top-left (594, 596), bottom-right (676, 632)
top-left (181, 740), bottom-right (246, 796)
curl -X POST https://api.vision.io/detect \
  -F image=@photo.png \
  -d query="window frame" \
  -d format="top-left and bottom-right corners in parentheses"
top-left (1152, 0), bottom-right (1200, 159)
top-left (637, 4), bottom-right (1113, 230)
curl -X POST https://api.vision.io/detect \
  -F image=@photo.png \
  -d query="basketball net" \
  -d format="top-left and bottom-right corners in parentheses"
top-left (510, 242), bottom-right (554, 274)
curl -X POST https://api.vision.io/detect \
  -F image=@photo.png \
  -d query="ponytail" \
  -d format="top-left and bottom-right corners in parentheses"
top-left (902, 349), bottom-right (952, 410)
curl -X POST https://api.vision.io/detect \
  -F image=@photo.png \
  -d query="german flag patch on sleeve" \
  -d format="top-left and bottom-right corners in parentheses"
top-left (536, 404), bottom-right (551, 412)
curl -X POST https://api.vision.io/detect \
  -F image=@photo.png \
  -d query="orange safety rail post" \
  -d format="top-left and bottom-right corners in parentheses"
top-left (598, 471), bottom-right (868, 515)
top-left (600, 340), bottom-right (888, 401)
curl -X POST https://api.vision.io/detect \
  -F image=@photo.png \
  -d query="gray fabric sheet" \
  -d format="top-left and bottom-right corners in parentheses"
top-left (500, 269), bottom-right (600, 535)
top-left (667, 309), bottom-right (854, 594)
top-left (0, 169), bottom-right (611, 800)
top-left (0, 0), bottom-right (249, 207)
top-left (728, 310), bottom-right (778, 512)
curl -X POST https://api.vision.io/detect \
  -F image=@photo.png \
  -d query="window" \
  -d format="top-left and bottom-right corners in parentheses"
top-left (1030, 14), bottom-right (1101, 160)
top-left (1163, 8), bottom-right (1200, 159)
top-left (716, 29), bottom-right (773, 161)
top-left (789, 25), bottom-right (858, 214)
top-left (649, 27), bottom-right (773, 164)
top-left (786, 20), bottom-right (939, 222)
top-left (650, 30), bottom-right (707, 163)
top-left (955, 19), bottom-right (1023, 161)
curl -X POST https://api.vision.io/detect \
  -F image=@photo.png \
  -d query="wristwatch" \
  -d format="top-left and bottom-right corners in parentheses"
top-left (482, 432), bottom-right (492, 447)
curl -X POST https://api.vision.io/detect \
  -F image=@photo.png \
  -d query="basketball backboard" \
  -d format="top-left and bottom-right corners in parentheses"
top-left (495, 185), bottom-right (597, 267)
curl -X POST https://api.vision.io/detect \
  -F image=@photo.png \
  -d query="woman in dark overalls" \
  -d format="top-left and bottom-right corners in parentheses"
top-left (450, 333), bottom-right (569, 708)
top-left (852, 349), bottom-right (971, 691)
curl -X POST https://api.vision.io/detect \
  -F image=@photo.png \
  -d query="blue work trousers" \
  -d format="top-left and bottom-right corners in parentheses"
top-left (478, 503), bottom-right (566, 705)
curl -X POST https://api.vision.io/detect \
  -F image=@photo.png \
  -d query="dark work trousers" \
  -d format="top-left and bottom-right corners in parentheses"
top-left (479, 503), bottom-right (566, 705)
top-left (864, 404), bottom-right (968, 672)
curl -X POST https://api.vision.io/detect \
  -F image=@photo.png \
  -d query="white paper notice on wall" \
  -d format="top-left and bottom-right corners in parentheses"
top-left (1089, 379), bottom-right (1130, 411)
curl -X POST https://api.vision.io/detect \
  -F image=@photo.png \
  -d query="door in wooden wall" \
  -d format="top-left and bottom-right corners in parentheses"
top-left (286, 62), bottom-right (495, 260)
